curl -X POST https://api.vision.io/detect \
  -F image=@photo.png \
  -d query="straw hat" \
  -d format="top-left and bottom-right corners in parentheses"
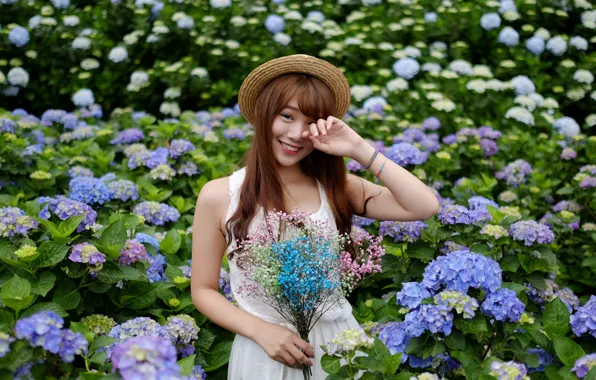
top-left (237, 54), bottom-right (351, 127)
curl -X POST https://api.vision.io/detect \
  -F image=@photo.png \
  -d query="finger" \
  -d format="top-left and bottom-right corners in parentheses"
top-left (317, 119), bottom-right (327, 135)
top-left (301, 130), bottom-right (311, 139)
top-left (281, 351), bottom-right (301, 369)
top-left (273, 355), bottom-right (291, 367)
top-left (309, 123), bottom-right (319, 137)
top-left (289, 344), bottom-right (313, 366)
top-left (293, 338), bottom-right (315, 358)
top-left (327, 115), bottom-right (335, 131)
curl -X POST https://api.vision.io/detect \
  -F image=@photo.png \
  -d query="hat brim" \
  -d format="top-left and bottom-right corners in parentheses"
top-left (237, 54), bottom-right (351, 127)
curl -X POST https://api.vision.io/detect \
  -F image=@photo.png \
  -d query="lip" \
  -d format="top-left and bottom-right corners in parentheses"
top-left (279, 140), bottom-right (301, 149)
top-left (278, 140), bottom-right (302, 155)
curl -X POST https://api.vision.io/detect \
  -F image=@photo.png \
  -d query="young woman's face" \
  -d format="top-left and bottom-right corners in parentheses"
top-left (271, 97), bottom-right (316, 167)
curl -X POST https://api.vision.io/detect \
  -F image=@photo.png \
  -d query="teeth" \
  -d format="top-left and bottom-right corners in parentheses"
top-left (281, 142), bottom-right (299, 152)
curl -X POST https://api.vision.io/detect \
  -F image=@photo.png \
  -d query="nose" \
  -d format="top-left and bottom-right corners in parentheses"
top-left (287, 121), bottom-right (306, 142)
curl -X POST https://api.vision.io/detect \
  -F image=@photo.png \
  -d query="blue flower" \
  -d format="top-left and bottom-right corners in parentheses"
top-left (9, 26), bottom-right (29, 47)
top-left (169, 139), bottom-right (195, 159)
top-left (438, 205), bottom-right (473, 225)
top-left (396, 282), bottom-right (432, 309)
top-left (0, 333), bottom-right (15, 358)
top-left (385, 142), bottom-right (428, 166)
top-left (50, 0), bottom-right (70, 8)
top-left (69, 176), bottom-right (111, 205)
top-left (424, 12), bottom-right (437, 23)
top-left (380, 220), bottom-right (427, 242)
top-left (393, 58), bottom-right (420, 80)
top-left (111, 336), bottom-right (180, 379)
top-left (133, 201), bottom-right (180, 226)
top-left (105, 317), bottom-right (167, 359)
top-left (495, 159), bottom-right (532, 188)
top-left (405, 304), bottom-right (454, 336)
top-left (510, 75), bottom-right (536, 96)
top-left (527, 348), bottom-right (553, 372)
top-left (509, 220), bottom-right (555, 246)
top-left (571, 295), bottom-right (596, 338)
top-left (265, 14), bottom-right (285, 33)
top-left (59, 329), bottom-right (89, 363)
top-left (480, 13), bottom-right (501, 30)
top-left (15, 311), bottom-right (64, 354)
top-left (377, 322), bottom-right (411, 363)
top-left (423, 250), bottom-right (502, 294)
top-left (526, 36), bottom-right (545, 55)
top-left (146, 253), bottom-right (167, 282)
top-left (72, 89), bottom-right (95, 107)
top-left (481, 288), bottom-right (525, 322)
top-left (107, 180), bottom-right (139, 202)
top-left (498, 26), bottom-right (519, 46)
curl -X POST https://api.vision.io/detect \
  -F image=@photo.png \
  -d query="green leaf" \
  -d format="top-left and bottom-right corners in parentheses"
top-left (203, 341), bottom-right (232, 371)
top-left (196, 328), bottom-right (216, 351)
top-left (31, 241), bottom-right (69, 268)
top-left (383, 353), bottom-right (402, 376)
top-left (422, 341), bottom-right (445, 359)
top-left (30, 271), bottom-right (56, 297)
top-left (89, 336), bottom-right (118, 353)
top-left (0, 240), bottom-right (26, 268)
top-left (52, 282), bottom-right (82, 310)
top-left (370, 337), bottom-right (390, 360)
top-left (445, 331), bottom-right (466, 351)
top-left (78, 373), bottom-right (106, 380)
top-left (97, 261), bottom-right (125, 284)
top-left (552, 335), bottom-right (585, 367)
top-left (499, 255), bottom-right (520, 272)
top-left (586, 368), bottom-right (596, 380)
top-left (544, 298), bottom-right (570, 337)
top-left (58, 213), bottom-right (87, 236)
top-left (321, 354), bottom-right (341, 375)
top-left (160, 229), bottom-right (182, 255)
top-left (500, 282), bottom-right (527, 295)
top-left (389, 373), bottom-right (416, 380)
top-left (0, 275), bottom-right (34, 312)
top-left (0, 310), bottom-right (15, 331)
top-left (518, 249), bottom-right (557, 274)
top-left (355, 356), bottom-right (385, 372)
top-left (454, 315), bottom-right (488, 334)
top-left (21, 302), bottom-right (68, 318)
top-left (177, 354), bottom-right (196, 376)
top-left (35, 217), bottom-right (62, 237)
top-left (406, 335), bottom-right (428, 357)
top-left (100, 219), bottom-right (127, 257)
top-left (120, 265), bottom-right (144, 281)
top-left (119, 282), bottom-right (158, 309)
top-left (406, 242), bottom-right (435, 262)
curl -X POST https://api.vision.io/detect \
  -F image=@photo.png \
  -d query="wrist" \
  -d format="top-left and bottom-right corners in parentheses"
top-left (246, 317), bottom-right (268, 341)
top-left (352, 140), bottom-right (376, 165)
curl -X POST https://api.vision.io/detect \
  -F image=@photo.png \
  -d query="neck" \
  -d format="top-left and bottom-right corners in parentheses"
top-left (276, 162), bottom-right (308, 184)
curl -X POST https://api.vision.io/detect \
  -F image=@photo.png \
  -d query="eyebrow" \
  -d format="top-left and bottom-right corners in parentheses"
top-left (282, 105), bottom-right (300, 112)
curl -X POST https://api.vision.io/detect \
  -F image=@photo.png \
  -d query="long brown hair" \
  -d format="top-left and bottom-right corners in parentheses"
top-left (225, 73), bottom-right (369, 253)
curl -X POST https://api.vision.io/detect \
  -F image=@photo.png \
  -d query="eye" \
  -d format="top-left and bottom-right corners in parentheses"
top-left (281, 113), bottom-right (293, 120)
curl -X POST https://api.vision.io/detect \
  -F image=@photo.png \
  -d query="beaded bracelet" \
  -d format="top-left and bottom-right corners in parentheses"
top-left (375, 157), bottom-right (388, 177)
top-left (364, 148), bottom-right (379, 170)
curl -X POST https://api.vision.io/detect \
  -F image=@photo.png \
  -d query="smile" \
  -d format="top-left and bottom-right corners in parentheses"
top-left (279, 140), bottom-right (302, 154)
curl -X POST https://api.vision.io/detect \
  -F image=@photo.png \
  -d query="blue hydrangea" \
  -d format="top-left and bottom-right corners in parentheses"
top-left (105, 317), bottom-right (167, 359)
top-left (481, 288), bottom-right (525, 322)
top-left (0, 333), bottom-right (15, 358)
top-left (396, 282), bottom-right (432, 309)
top-left (571, 295), bottom-right (596, 338)
top-left (133, 201), bottom-right (180, 225)
top-left (495, 159), bottom-right (532, 188)
top-left (377, 322), bottom-right (411, 363)
top-left (526, 36), bottom-right (545, 55)
top-left (572, 353), bottom-right (596, 379)
top-left (58, 329), bottom-right (89, 363)
top-left (385, 142), bottom-right (428, 166)
top-left (490, 361), bottom-right (528, 380)
top-left (553, 116), bottom-right (580, 137)
top-left (111, 336), bottom-right (180, 379)
top-left (379, 220), bottom-right (427, 242)
top-left (546, 36), bottom-right (567, 56)
top-left (352, 215), bottom-right (375, 227)
top-left (224, 128), bottom-right (247, 140)
top-left (421, 116), bottom-right (441, 131)
top-left (146, 253), bottom-right (167, 282)
top-left (145, 147), bottom-right (170, 169)
top-left (393, 58), bottom-right (420, 80)
top-left (107, 180), bottom-right (139, 202)
top-left (69, 176), bottom-right (111, 205)
top-left (51, 0), bottom-right (70, 8)
top-left (468, 196), bottom-right (499, 211)
top-left (219, 268), bottom-right (233, 302)
top-left (190, 365), bottom-right (207, 379)
top-left (72, 89), bottom-right (95, 107)
top-left (169, 139), bottom-right (195, 159)
top-left (498, 26), bottom-right (519, 46)
top-left (509, 220), bottom-right (555, 246)
top-left (510, 75), bottom-right (536, 96)
top-left (9, 26), bottom-right (29, 47)
top-left (438, 205), bottom-right (473, 225)
top-left (265, 14), bottom-right (285, 33)
top-left (480, 13), bottom-right (501, 30)
top-left (164, 315), bottom-right (200, 346)
top-left (135, 232), bottom-right (161, 253)
top-left (110, 128), bottom-right (145, 144)
top-left (422, 250), bottom-right (502, 294)
top-left (15, 311), bottom-right (64, 354)
top-left (405, 304), bottom-right (454, 337)
top-left (0, 206), bottom-right (39, 238)
top-left (362, 96), bottom-right (387, 114)
top-left (0, 118), bottom-right (17, 133)
top-left (178, 161), bottom-right (199, 176)
top-left (527, 348), bottom-right (553, 373)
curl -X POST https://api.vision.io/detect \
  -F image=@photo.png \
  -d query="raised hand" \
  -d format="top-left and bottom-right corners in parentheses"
top-left (302, 116), bottom-right (365, 159)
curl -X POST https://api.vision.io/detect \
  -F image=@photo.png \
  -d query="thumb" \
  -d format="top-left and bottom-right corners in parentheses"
top-left (310, 136), bottom-right (328, 153)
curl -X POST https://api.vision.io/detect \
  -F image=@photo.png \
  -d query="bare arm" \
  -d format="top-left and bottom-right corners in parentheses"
top-left (347, 143), bottom-right (440, 222)
top-left (190, 179), bottom-right (314, 369)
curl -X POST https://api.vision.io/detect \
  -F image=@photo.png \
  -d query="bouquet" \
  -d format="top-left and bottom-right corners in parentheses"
top-left (230, 210), bottom-right (385, 379)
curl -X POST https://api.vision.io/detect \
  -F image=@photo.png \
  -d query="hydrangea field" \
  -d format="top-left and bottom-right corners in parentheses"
top-left (1, 0), bottom-right (596, 379)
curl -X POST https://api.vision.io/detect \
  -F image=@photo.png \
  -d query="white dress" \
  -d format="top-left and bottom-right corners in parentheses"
top-left (225, 167), bottom-right (362, 380)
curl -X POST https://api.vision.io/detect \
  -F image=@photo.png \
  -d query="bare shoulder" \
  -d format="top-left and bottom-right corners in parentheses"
top-left (194, 177), bottom-right (231, 226)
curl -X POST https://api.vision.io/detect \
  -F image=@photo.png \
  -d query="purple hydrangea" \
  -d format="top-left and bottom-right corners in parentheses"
top-left (15, 311), bottom-right (64, 354)
top-left (352, 215), bottom-right (375, 227)
top-left (127, 150), bottom-right (152, 170)
top-left (69, 176), bottom-right (111, 205)
top-left (169, 139), bottom-right (195, 159)
top-left (385, 142), bottom-right (428, 166)
top-left (527, 348), bottom-right (553, 373)
top-left (111, 128), bottom-right (145, 144)
top-left (164, 315), bottom-right (200, 346)
top-left (135, 232), bottom-right (161, 253)
top-left (224, 128), bottom-right (247, 140)
top-left (405, 304), bottom-right (454, 336)
top-left (509, 220), bottom-right (555, 246)
top-left (346, 159), bottom-right (363, 172)
top-left (396, 282), bottom-right (432, 309)
top-left (571, 296), bottom-right (596, 338)
top-left (105, 317), bottom-right (167, 359)
top-left (422, 250), bottom-right (502, 294)
top-left (58, 329), bottom-right (89, 363)
top-left (146, 253), bottom-right (167, 282)
top-left (68, 166), bottom-right (94, 178)
top-left (111, 336), bottom-right (180, 379)
top-left (118, 239), bottom-right (148, 265)
top-left (480, 138), bottom-right (499, 156)
top-left (69, 242), bottom-right (106, 269)
top-left (379, 220), bottom-right (427, 242)
top-left (421, 116), bottom-right (441, 131)
top-left (0, 206), bottom-right (39, 237)
top-left (490, 361), bottom-right (528, 380)
top-left (107, 180), bottom-right (139, 202)
top-left (219, 268), bottom-right (233, 302)
top-left (468, 196), bottom-right (499, 211)
top-left (572, 353), bottom-right (596, 378)
top-left (1, 118), bottom-right (17, 133)
top-left (178, 161), bottom-right (199, 176)
top-left (377, 322), bottom-right (411, 363)
top-left (190, 365), bottom-right (207, 379)
top-left (481, 288), bottom-right (525, 322)
top-left (37, 195), bottom-right (97, 233)
top-left (478, 126), bottom-right (502, 140)
top-left (438, 205), bottom-right (473, 225)
top-left (495, 159), bottom-right (532, 188)
top-left (580, 177), bottom-right (596, 189)
top-left (145, 147), bottom-right (170, 169)
top-left (133, 201), bottom-right (180, 226)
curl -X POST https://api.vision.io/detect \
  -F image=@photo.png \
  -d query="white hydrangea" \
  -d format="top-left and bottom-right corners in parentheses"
top-left (567, 88), bottom-right (586, 101)
top-left (386, 78), bottom-right (409, 92)
top-left (542, 98), bottom-right (559, 109)
top-left (29, 15), bottom-right (42, 29)
top-left (514, 95), bottom-right (536, 111)
top-left (159, 101), bottom-right (181, 117)
top-left (546, 36), bottom-right (567, 56)
top-left (164, 87), bottom-right (181, 99)
top-left (72, 36), bottom-right (91, 50)
top-left (528, 92), bottom-right (544, 107)
top-left (534, 27), bottom-right (550, 40)
top-left (72, 88), bottom-right (95, 107)
top-left (581, 10), bottom-right (596, 29)
top-left (466, 79), bottom-right (487, 93)
top-left (573, 69), bottom-right (594, 84)
top-left (7, 67), bottom-right (29, 87)
top-left (585, 114), bottom-right (596, 127)
top-left (302, 20), bottom-right (323, 33)
top-left (431, 99), bottom-right (456, 112)
top-left (404, 46), bottom-right (421, 58)
top-left (575, 0), bottom-right (591, 9)
top-left (345, 37), bottom-right (363, 46)
top-left (284, 10), bottom-right (303, 20)
top-left (351, 85), bottom-right (374, 101)
top-left (230, 16), bottom-right (247, 27)
top-left (80, 58), bottom-right (100, 70)
top-left (191, 67), bottom-right (208, 78)
top-left (422, 63), bottom-right (442, 73)
top-left (63, 15), bottom-right (80, 26)
top-left (108, 46), bottom-right (128, 63)
top-left (553, 116), bottom-right (580, 136)
top-left (209, 0), bottom-right (231, 8)
top-left (448, 60), bottom-right (473, 75)
top-left (273, 32), bottom-right (291, 45)
top-left (130, 71), bottom-right (149, 86)
top-left (505, 106), bottom-right (535, 125)
top-left (472, 65), bottom-right (493, 77)
top-left (570, 36), bottom-right (588, 50)
top-left (510, 75), bottom-right (535, 95)
top-left (378, 42), bottom-right (394, 51)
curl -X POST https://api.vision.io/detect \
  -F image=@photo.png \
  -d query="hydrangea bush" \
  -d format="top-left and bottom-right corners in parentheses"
top-left (0, 0), bottom-right (595, 378)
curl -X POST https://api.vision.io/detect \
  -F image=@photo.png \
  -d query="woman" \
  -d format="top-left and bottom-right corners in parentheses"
top-left (191, 54), bottom-right (439, 379)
